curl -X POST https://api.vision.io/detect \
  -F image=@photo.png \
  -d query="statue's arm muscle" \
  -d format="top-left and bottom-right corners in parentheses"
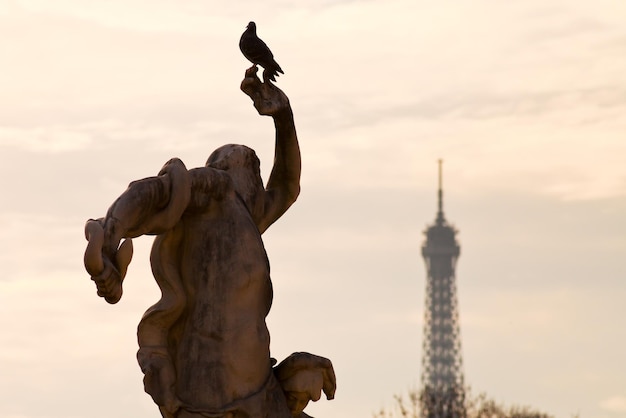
top-left (84, 158), bottom-right (191, 304)
top-left (258, 106), bottom-right (301, 233)
top-left (240, 68), bottom-right (302, 233)
top-left (101, 158), bottom-right (191, 255)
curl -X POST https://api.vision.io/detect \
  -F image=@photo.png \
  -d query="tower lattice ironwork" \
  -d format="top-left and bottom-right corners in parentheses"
top-left (420, 160), bottom-right (466, 418)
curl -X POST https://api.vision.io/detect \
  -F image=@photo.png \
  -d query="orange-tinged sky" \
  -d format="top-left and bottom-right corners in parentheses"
top-left (1, 1), bottom-right (625, 417)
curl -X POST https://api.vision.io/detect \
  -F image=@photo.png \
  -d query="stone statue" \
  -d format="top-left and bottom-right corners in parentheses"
top-left (83, 67), bottom-right (335, 418)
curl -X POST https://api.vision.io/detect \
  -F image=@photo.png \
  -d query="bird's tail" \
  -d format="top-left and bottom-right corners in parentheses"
top-left (263, 68), bottom-right (282, 83)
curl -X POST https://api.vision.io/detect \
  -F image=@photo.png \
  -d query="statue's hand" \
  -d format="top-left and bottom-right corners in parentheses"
top-left (84, 219), bottom-right (133, 304)
top-left (274, 352), bottom-right (336, 417)
top-left (91, 258), bottom-right (126, 304)
top-left (240, 66), bottom-right (291, 116)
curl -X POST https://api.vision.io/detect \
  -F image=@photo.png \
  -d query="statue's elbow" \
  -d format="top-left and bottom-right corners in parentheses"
top-left (287, 185), bottom-right (301, 206)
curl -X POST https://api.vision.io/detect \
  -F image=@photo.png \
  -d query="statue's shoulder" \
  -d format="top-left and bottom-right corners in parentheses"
top-left (186, 166), bottom-right (235, 204)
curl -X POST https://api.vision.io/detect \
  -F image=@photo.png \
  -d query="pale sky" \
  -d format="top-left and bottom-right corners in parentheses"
top-left (1, 1), bottom-right (625, 417)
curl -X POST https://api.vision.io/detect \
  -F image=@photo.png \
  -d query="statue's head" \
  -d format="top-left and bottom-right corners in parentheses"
top-left (206, 144), bottom-right (263, 212)
top-left (207, 144), bottom-right (260, 170)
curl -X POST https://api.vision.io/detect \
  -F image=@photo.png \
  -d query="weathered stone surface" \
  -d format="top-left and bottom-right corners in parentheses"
top-left (84, 67), bottom-right (335, 418)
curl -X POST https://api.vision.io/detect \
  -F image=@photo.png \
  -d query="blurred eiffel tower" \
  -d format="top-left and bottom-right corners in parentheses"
top-left (420, 160), bottom-right (466, 418)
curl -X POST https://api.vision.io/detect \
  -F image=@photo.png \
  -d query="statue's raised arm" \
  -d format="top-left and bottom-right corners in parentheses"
top-left (240, 66), bottom-right (301, 233)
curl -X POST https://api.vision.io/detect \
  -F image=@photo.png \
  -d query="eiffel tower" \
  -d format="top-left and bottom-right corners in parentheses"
top-left (420, 160), bottom-right (466, 418)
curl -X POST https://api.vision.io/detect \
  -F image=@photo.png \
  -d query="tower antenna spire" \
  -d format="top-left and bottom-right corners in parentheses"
top-left (437, 159), bottom-right (445, 224)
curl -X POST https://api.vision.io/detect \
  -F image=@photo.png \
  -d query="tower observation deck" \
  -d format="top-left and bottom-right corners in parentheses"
top-left (420, 160), bottom-right (466, 418)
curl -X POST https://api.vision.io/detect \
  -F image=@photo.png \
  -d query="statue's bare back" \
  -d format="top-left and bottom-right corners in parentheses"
top-left (172, 167), bottom-right (274, 409)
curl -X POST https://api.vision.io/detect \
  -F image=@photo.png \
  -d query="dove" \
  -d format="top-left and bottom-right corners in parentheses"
top-left (239, 21), bottom-right (284, 82)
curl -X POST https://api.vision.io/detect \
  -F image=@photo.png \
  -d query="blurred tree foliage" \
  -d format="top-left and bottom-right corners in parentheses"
top-left (373, 387), bottom-right (557, 418)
